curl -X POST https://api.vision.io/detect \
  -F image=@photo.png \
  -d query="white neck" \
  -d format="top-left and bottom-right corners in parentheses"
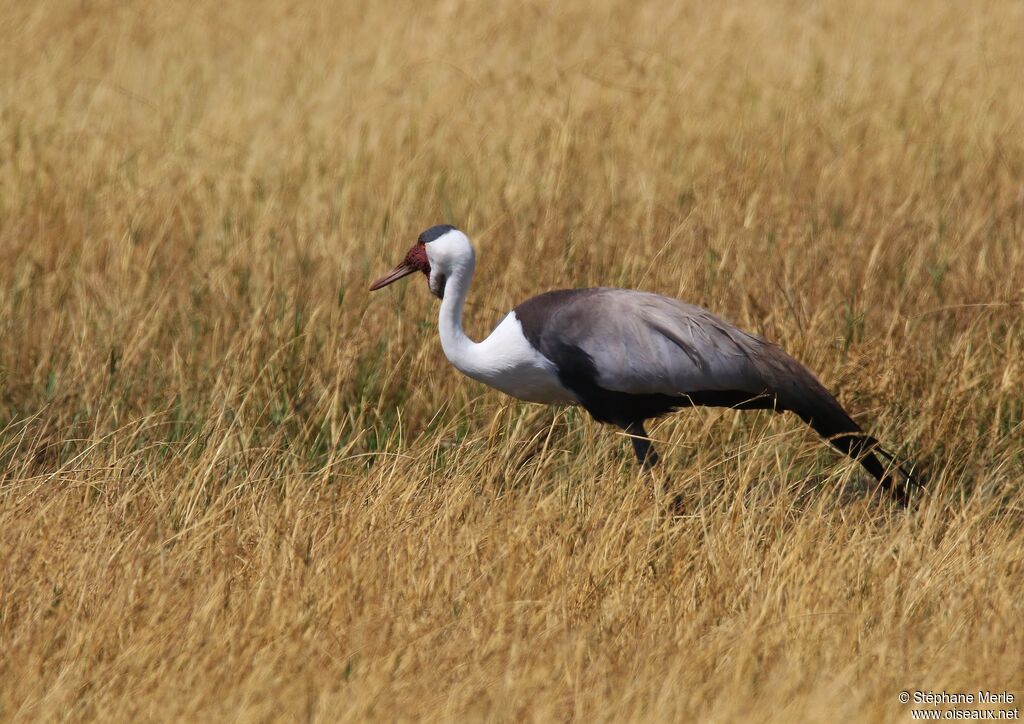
top-left (437, 258), bottom-right (482, 375)
top-left (431, 245), bottom-right (574, 405)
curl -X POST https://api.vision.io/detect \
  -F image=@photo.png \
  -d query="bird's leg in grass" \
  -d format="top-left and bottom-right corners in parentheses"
top-left (624, 422), bottom-right (681, 512)
top-left (625, 422), bottom-right (688, 515)
top-left (625, 421), bottom-right (659, 468)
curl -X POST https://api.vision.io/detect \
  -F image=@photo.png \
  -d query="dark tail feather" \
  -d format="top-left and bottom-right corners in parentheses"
top-left (753, 345), bottom-right (921, 503)
top-left (871, 443), bottom-right (922, 501)
top-left (788, 390), bottom-right (920, 505)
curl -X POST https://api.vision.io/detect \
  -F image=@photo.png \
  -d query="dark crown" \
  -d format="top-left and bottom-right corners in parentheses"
top-left (418, 224), bottom-right (457, 243)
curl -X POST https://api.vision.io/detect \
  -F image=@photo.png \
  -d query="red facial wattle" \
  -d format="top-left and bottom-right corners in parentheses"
top-left (369, 242), bottom-right (431, 291)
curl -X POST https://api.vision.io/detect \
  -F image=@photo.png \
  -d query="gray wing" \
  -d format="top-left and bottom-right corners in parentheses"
top-left (514, 288), bottom-right (845, 416)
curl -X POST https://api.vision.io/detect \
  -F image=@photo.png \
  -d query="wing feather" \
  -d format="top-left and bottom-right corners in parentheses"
top-left (527, 289), bottom-right (768, 396)
top-left (515, 287), bottom-right (849, 420)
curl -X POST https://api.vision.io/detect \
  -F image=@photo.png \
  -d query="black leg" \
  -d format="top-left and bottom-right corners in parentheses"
top-left (625, 421), bottom-right (659, 469)
top-left (624, 421), bottom-right (686, 514)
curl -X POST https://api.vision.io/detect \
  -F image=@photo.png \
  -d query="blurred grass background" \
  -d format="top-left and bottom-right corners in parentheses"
top-left (1, 0), bottom-right (1022, 720)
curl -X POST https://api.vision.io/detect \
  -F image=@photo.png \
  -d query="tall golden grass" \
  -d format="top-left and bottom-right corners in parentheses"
top-left (1, 0), bottom-right (1023, 720)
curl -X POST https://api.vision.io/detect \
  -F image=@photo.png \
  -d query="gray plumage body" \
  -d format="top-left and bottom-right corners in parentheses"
top-left (515, 287), bottom-right (814, 407)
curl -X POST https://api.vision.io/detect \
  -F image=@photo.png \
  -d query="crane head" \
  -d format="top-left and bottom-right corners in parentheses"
top-left (369, 225), bottom-right (472, 300)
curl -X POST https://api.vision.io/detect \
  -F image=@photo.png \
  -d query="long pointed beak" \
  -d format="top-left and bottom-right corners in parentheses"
top-left (369, 263), bottom-right (417, 291)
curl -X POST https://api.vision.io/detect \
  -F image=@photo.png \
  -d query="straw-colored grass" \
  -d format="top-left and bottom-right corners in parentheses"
top-left (1, 0), bottom-right (1023, 721)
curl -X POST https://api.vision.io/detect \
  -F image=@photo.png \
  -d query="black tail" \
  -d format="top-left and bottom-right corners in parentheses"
top-left (792, 396), bottom-right (920, 505)
top-left (752, 344), bottom-right (920, 504)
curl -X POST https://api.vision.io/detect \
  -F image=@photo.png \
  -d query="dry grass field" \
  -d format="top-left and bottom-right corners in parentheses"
top-left (2, 0), bottom-right (1023, 721)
